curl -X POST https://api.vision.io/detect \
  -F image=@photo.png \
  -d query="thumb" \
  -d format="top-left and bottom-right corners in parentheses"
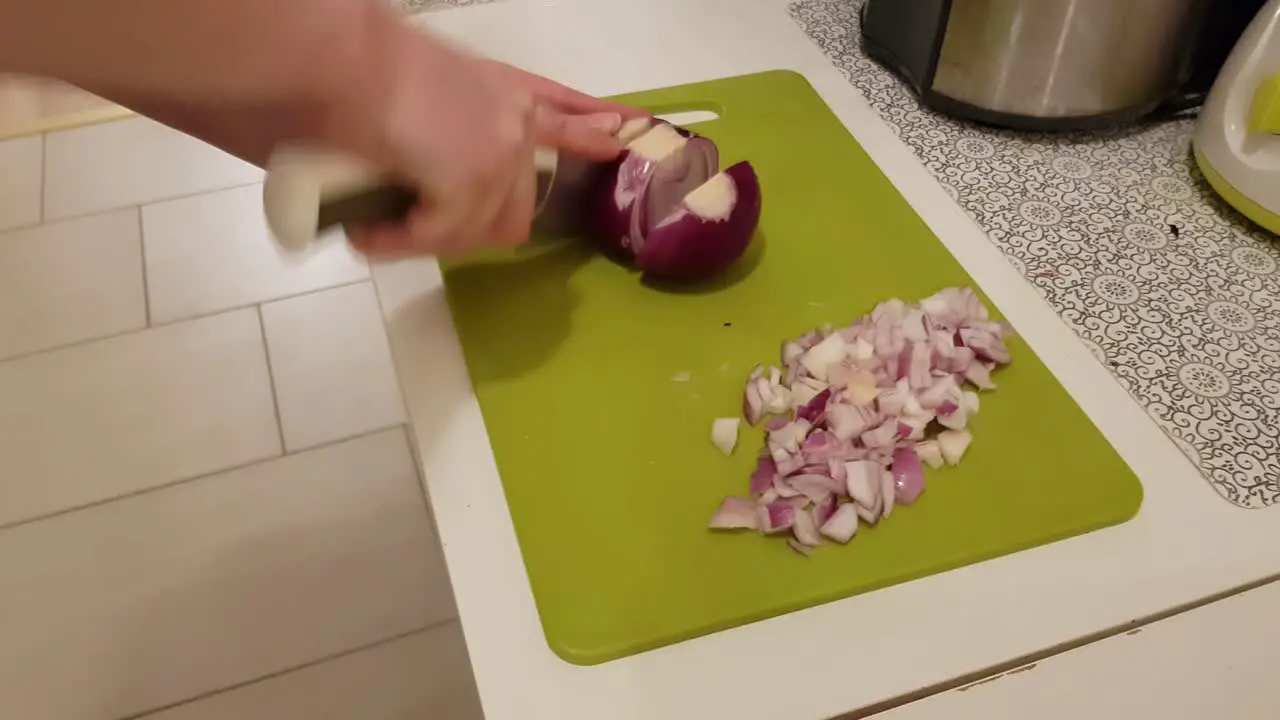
top-left (533, 107), bottom-right (624, 160)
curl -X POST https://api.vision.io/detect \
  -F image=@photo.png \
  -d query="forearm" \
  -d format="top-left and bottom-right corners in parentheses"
top-left (0, 0), bottom-right (402, 107)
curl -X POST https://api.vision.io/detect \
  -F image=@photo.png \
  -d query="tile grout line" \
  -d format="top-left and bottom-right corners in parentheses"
top-left (137, 206), bottom-right (152, 326)
top-left (0, 277), bottom-right (371, 367)
top-left (366, 278), bottom-right (437, 520)
top-left (37, 132), bottom-right (46, 222)
top-left (1, 177), bottom-right (264, 234)
top-left (117, 619), bottom-right (459, 720)
top-left (255, 304), bottom-right (289, 454)
top-left (0, 422), bottom-right (407, 534)
top-left (149, 277), bottom-right (371, 331)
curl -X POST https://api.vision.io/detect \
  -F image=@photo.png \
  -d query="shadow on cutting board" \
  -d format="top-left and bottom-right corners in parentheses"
top-left (440, 238), bottom-right (594, 384)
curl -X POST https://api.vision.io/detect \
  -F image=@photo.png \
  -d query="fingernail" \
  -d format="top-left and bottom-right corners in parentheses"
top-left (587, 112), bottom-right (622, 133)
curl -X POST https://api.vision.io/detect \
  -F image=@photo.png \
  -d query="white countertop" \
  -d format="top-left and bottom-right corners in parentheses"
top-left (372, 1), bottom-right (1280, 718)
top-left (876, 577), bottom-right (1280, 719)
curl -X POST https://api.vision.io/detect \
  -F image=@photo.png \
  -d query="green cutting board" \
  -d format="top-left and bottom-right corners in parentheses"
top-left (442, 70), bottom-right (1143, 666)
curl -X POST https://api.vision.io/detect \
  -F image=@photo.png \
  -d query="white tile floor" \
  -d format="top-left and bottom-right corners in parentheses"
top-left (0, 117), bottom-right (484, 719)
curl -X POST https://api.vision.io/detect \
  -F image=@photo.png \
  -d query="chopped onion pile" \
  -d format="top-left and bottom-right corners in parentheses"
top-left (707, 287), bottom-right (1013, 555)
top-left (587, 119), bottom-right (762, 282)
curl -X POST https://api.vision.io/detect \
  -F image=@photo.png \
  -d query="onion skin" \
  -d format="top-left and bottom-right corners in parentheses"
top-left (636, 161), bottom-right (762, 282)
top-left (891, 447), bottom-right (926, 505)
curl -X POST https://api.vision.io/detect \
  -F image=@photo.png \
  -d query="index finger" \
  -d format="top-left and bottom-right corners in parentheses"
top-left (485, 61), bottom-right (649, 119)
top-left (533, 80), bottom-right (648, 119)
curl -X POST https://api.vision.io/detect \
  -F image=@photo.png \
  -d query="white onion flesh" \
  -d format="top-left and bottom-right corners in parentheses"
top-left (711, 417), bottom-right (741, 456)
top-left (616, 116), bottom-right (655, 145)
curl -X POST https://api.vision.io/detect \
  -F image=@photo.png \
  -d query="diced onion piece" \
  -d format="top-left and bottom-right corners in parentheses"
top-left (938, 429), bottom-right (973, 465)
top-left (902, 392), bottom-right (926, 418)
top-left (792, 506), bottom-right (822, 546)
top-left (761, 501), bottom-right (797, 534)
top-left (763, 384), bottom-right (792, 415)
top-left (891, 446), bottom-right (926, 505)
top-left (709, 497), bottom-right (759, 530)
top-left (845, 460), bottom-right (882, 509)
top-left (850, 337), bottom-right (876, 362)
top-left (855, 501), bottom-right (881, 525)
top-left (813, 493), bottom-right (839, 527)
top-left (772, 477), bottom-right (802, 498)
top-left (800, 333), bottom-right (847, 381)
top-left (799, 376), bottom-right (827, 392)
top-left (918, 375), bottom-right (959, 410)
top-left (782, 341), bottom-right (804, 365)
top-left (877, 383), bottom-right (909, 415)
top-left (796, 388), bottom-right (831, 424)
top-left (819, 503), bottom-right (859, 543)
top-left (743, 375), bottom-right (765, 425)
top-left (916, 440), bottom-right (945, 469)
top-left (880, 463), bottom-right (896, 519)
top-left (788, 538), bottom-right (814, 556)
top-left (846, 371), bottom-right (879, 406)
top-left (828, 404), bottom-right (870, 441)
top-left (860, 419), bottom-right (898, 449)
top-left (749, 456), bottom-right (777, 496)
top-left (937, 405), bottom-right (969, 430)
top-left (711, 417), bottom-right (740, 455)
top-left (964, 362), bottom-right (997, 390)
top-left (790, 474), bottom-right (837, 503)
top-left (790, 382), bottom-right (821, 409)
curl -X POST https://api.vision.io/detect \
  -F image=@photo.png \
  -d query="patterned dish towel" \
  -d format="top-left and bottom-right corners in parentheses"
top-left (791, 0), bottom-right (1280, 508)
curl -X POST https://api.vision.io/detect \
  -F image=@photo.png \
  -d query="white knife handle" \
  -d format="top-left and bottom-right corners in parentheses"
top-left (262, 145), bottom-right (560, 252)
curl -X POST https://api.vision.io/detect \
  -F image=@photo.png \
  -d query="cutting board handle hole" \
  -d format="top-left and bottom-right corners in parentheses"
top-left (654, 109), bottom-right (721, 127)
top-left (647, 98), bottom-right (723, 127)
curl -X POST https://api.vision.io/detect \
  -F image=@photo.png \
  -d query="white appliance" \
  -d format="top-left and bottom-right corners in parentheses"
top-left (1195, 0), bottom-right (1280, 235)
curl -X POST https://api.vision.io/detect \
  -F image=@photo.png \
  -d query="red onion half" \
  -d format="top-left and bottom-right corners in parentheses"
top-left (637, 162), bottom-right (762, 282)
top-left (706, 287), bottom-right (1013, 556)
top-left (586, 120), bottom-right (761, 282)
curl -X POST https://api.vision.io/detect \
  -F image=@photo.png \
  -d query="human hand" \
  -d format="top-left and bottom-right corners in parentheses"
top-left (342, 49), bottom-right (651, 260)
top-left (330, 38), bottom-right (540, 259)
top-left (78, 3), bottom-right (648, 260)
top-left (478, 59), bottom-right (650, 159)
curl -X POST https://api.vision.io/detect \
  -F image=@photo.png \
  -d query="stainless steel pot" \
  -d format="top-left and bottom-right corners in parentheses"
top-left (861, 0), bottom-right (1264, 130)
top-left (933, 0), bottom-right (1204, 119)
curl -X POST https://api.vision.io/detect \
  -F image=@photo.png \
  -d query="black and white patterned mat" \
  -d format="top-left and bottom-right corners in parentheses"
top-left (791, 0), bottom-right (1280, 508)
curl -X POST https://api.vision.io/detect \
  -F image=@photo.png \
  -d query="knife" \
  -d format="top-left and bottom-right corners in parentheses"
top-left (262, 144), bottom-right (593, 252)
